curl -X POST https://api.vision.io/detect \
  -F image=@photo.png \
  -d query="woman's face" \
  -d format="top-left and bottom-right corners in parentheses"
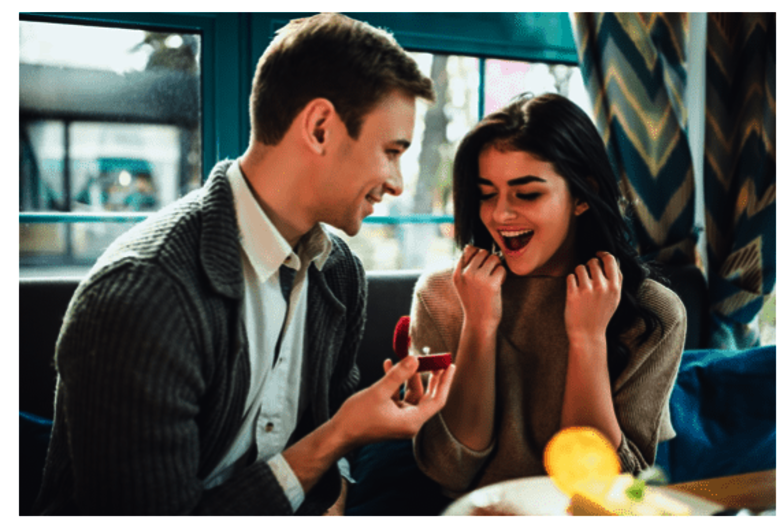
top-left (477, 146), bottom-right (588, 277)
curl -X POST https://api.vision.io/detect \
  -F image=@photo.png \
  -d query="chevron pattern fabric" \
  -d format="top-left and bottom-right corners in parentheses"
top-left (572, 13), bottom-right (697, 265)
top-left (705, 13), bottom-right (776, 349)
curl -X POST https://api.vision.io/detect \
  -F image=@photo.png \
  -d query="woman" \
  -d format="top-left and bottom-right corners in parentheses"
top-left (410, 93), bottom-right (686, 497)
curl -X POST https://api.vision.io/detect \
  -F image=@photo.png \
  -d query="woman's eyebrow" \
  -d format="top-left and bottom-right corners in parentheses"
top-left (508, 175), bottom-right (546, 186)
top-left (477, 176), bottom-right (546, 186)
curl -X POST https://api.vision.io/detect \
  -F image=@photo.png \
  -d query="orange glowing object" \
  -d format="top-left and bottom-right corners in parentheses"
top-left (543, 426), bottom-right (621, 498)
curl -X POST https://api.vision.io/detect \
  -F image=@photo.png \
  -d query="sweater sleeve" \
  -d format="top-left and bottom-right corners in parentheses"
top-left (410, 284), bottom-right (495, 495)
top-left (611, 281), bottom-right (687, 475)
top-left (54, 265), bottom-right (294, 515)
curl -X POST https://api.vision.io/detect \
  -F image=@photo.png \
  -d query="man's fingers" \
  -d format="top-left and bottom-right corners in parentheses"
top-left (383, 358), bottom-right (402, 401)
top-left (420, 363), bottom-right (456, 412)
top-left (376, 355), bottom-right (418, 396)
top-left (405, 372), bottom-right (424, 405)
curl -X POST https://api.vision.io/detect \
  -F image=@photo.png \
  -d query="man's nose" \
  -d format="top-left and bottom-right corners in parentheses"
top-left (384, 166), bottom-right (403, 197)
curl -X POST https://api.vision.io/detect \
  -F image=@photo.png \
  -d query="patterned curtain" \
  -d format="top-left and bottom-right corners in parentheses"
top-left (572, 13), bottom-right (697, 265)
top-left (704, 13), bottom-right (776, 349)
top-left (572, 13), bottom-right (776, 349)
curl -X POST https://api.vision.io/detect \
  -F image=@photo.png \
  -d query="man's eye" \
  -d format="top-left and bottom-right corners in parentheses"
top-left (478, 192), bottom-right (495, 201)
top-left (516, 193), bottom-right (540, 201)
top-left (386, 149), bottom-right (401, 158)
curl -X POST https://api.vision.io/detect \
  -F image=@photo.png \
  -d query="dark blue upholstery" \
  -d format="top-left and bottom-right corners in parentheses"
top-left (345, 440), bottom-right (453, 516)
top-left (19, 412), bottom-right (53, 515)
top-left (655, 346), bottom-right (776, 483)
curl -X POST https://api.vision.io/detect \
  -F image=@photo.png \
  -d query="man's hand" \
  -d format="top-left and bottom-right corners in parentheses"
top-left (322, 478), bottom-right (348, 516)
top-left (332, 355), bottom-right (456, 449)
top-left (282, 356), bottom-right (454, 499)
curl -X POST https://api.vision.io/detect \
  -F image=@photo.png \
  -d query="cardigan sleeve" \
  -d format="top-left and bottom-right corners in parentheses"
top-left (54, 264), bottom-right (296, 515)
top-left (611, 280), bottom-right (687, 475)
top-left (410, 282), bottom-right (495, 495)
top-left (327, 250), bottom-right (367, 416)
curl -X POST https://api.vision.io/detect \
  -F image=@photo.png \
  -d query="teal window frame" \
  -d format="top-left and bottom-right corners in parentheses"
top-left (19, 12), bottom-right (578, 230)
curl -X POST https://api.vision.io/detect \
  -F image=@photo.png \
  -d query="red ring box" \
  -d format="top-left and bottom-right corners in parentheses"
top-left (393, 316), bottom-right (453, 372)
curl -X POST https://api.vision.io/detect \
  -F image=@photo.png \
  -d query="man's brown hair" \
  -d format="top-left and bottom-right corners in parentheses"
top-left (250, 13), bottom-right (435, 145)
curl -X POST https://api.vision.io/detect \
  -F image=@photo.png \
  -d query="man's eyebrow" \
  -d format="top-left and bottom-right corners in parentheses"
top-left (477, 175), bottom-right (547, 186)
top-left (392, 139), bottom-right (411, 150)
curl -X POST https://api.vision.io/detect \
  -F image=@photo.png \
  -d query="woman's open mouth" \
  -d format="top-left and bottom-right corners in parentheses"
top-left (499, 230), bottom-right (533, 254)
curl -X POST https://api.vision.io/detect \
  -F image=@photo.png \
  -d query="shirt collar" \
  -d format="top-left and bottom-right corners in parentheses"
top-left (227, 160), bottom-right (331, 282)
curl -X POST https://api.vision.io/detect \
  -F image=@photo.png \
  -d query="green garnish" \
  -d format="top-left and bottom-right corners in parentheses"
top-left (625, 479), bottom-right (646, 502)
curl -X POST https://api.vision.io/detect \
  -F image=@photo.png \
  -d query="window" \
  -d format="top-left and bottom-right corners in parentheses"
top-left (19, 13), bottom-right (588, 275)
top-left (19, 17), bottom-right (203, 275)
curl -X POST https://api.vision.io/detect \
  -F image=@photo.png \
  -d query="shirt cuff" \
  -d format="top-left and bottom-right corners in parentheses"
top-left (268, 453), bottom-right (305, 512)
top-left (337, 457), bottom-right (355, 484)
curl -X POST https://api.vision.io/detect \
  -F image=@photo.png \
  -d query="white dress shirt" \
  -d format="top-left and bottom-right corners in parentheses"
top-left (203, 161), bottom-right (332, 512)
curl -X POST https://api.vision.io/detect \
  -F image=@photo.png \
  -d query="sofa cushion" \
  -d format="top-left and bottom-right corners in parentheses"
top-left (655, 346), bottom-right (776, 483)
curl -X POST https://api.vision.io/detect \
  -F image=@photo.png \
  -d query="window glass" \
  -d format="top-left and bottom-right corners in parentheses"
top-left (485, 58), bottom-right (593, 120)
top-left (19, 20), bottom-right (201, 272)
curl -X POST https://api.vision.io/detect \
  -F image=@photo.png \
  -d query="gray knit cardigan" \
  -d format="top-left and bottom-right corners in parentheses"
top-left (33, 160), bottom-right (367, 515)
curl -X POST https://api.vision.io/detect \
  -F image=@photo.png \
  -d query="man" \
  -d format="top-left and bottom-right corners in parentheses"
top-left (33, 13), bottom-right (455, 515)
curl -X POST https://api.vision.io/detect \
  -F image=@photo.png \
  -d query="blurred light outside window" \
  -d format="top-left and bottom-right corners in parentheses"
top-left (19, 20), bottom-right (201, 276)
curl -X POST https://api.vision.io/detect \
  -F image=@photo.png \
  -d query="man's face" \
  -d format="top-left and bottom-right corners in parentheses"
top-left (318, 90), bottom-right (416, 236)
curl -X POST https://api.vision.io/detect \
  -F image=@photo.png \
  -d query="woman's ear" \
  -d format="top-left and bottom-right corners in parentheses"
top-left (574, 176), bottom-right (597, 216)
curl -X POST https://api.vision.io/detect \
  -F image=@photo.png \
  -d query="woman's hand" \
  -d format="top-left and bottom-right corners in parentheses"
top-left (565, 251), bottom-right (622, 348)
top-left (452, 245), bottom-right (506, 331)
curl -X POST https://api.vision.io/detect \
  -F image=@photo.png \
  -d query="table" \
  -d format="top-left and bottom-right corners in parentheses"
top-left (443, 469), bottom-right (776, 515)
top-left (667, 469), bottom-right (776, 513)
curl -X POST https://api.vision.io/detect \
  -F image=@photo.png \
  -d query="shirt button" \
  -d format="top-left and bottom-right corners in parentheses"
top-left (265, 422), bottom-right (274, 433)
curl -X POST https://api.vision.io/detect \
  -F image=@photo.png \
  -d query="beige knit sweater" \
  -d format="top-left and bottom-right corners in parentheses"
top-left (410, 268), bottom-right (686, 497)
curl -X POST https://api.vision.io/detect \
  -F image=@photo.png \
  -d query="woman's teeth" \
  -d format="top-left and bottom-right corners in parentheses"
top-left (500, 230), bottom-right (533, 251)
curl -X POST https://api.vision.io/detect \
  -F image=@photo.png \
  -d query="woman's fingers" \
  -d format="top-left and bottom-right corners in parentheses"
top-left (459, 245), bottom-right (481, 269)
top-left (574, 264), bottom-right (592, 289)
top-left (596, 251), bottom-right (621, 289)
top-left (587, 257), bottom-right (607, 289)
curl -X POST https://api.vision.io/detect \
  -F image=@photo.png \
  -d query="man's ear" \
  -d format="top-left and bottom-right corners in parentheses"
top-left (299, 98), bottom-right (338, 156)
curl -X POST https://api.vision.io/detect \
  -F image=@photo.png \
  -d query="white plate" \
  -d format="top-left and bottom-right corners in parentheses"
top-left (443, 476), bottom-right (724, 516)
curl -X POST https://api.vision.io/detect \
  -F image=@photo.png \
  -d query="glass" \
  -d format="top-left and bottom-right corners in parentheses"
top-left (329, 222), bottom-right (459, 273)
top-left (19, 20), bottom-right (202, 273)
top-left (339, 52), bottom-right (479, 271)
top-left (485, 58), bottom-right (593, 120)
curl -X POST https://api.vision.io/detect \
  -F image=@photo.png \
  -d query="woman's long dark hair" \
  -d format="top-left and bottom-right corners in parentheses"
top-left (452, 92), bottom-right (665, 382)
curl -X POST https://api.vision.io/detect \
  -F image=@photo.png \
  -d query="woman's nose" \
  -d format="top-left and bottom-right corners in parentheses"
top-left (494, 195), bottom-right (516, 221)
